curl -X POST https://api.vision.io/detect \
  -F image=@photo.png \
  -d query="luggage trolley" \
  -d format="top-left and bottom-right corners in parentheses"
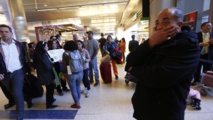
top-left (198, 59), bottom-right (213, 96)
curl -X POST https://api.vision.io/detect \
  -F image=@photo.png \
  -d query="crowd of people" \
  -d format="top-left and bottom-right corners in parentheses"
top-left (0, 6), bottom-right (213, 120)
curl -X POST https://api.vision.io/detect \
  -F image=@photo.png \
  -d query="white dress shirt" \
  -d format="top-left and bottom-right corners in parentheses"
top-left (202, 32), bottom-right (210, 54)
top-left (1, 40), bottom-right (22, 72)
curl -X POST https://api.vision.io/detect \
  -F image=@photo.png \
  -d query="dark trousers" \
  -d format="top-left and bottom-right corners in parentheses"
top-left (82, 68), bottom-right (90, 90)
top-left (61, 79), bottom-right (68, 90)
top-left (1, 69), bottom-right (24, 115)
top-left (194, 54), bottom-right (211, 82)
top-left (56, 85), bottom-right (62, 93)
top-left (45, 83), bottom-right (55, 107)
top-left (56, 79), bottom-right (69, 93)
top-left (0, 81), bottom-right (15, 104)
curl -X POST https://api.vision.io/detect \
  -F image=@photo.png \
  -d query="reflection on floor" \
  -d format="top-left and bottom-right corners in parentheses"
top-left (0, 54), bottom-right (213, 120)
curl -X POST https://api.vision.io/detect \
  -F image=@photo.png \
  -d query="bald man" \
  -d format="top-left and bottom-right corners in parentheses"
top-left (126, 7), bottom-right (200, 120)
top-left (72, 34), bottom-right (79, 42)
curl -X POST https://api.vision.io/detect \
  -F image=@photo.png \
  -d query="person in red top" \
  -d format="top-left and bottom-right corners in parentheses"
top-left (119, 38), bottom-right (126, 63)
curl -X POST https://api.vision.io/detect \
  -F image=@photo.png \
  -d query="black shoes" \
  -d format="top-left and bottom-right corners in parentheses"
top-left (90, 80), bottom-right (94, 84)
top-left (51, 99), bottom-right (56, 105)
top-left (191, 98), bottom-right (201, 110)
top-left (47, 99), bottom-right (57, 109)
top-left (4, 102), bottom-right (15, 109)
top-left (27, 101), bottom-right (33, 108)
top-left (94, 83), bottom-right (99, 87)
top-left (58, 92), bottom-right (64, 96)
top-left (46, 105), bottom-right (58, 109)
top-left (115, 75), bottom-right (119, 80)
top-left (63, 89), bottom-right (70, 92)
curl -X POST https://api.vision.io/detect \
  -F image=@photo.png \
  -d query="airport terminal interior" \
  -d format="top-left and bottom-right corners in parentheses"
top-left (0, 0), bottom-right (213, 119)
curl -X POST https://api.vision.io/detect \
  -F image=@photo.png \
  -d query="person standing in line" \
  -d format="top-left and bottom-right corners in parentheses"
top-left (0, 24), bottom-right (26, 120)
top-left (193, 22), bottom-right (213, 85)
top-left (119, 38), bottom-right (126, 63)
top-left (62, 41), bottom-right (83, 108)
top-left (77, 40), bottom-right (91, 97)
top-left (128, 35), bottom-right (139, 52)
top-left (104, 35), bottom-right (119, 80)
top-left (98, 33), bottom-right (106, 57)
top-left (72, 33), bottom-right (79, 42)
top-left (126, 7), bottom-right (200, 120)
top-left (85, 31), bottom-right (100, 87)
top-left (47, 40), bottom-right (64, 96)
top-left (33, 41), bottom-right (58, 109)
top-left (55, 34), bottom-right (62, 48)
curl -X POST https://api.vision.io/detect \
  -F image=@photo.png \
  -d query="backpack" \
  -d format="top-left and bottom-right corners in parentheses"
top-left (67, 50), bottom-right (83, 74)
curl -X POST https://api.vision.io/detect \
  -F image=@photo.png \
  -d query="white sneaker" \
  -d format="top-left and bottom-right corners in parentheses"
top-left (85, 91), bottom-right (90, 98)
top-left (81, 88), bottom-right (87, 94)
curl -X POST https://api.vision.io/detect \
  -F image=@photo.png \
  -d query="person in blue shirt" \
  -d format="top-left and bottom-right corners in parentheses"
top-left (104, 35), bottom-right (119, 80)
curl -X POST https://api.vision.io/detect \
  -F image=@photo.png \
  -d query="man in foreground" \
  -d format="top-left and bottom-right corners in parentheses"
top-left (126, 7), bottom-right (200, 120)
top-left (0, 24), bottom-right (26, 120)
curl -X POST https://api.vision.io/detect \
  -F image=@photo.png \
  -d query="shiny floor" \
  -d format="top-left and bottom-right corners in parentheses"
top-left (1, 53), bottom-right (213, 120)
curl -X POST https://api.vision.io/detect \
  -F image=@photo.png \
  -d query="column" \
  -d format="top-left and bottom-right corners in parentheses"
top-left (7, 0), bottom-right (29, 42)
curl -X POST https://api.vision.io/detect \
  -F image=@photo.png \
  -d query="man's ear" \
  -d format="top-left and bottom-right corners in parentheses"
top-left (177, 22), bottom-right (183, 28)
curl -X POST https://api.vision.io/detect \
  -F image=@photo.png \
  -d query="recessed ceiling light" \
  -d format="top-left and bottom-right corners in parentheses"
top-left (44, 4), bottom-right (48, 7)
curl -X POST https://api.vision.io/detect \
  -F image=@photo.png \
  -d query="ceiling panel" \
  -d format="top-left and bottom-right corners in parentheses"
top-left (22, 0), bottom-right (131, 34)
top-left (1, 0), bottom-right (142, 34)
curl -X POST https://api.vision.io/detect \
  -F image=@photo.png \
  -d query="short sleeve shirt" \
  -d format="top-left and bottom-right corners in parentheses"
top-left (85, 38), bottom-right (99, 57)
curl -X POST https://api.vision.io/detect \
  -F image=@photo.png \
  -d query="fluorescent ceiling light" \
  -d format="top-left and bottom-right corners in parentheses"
top-left (36, 8), bottom-right (58, 11)
top-left (58, 6), bottom-right (79, 10)
top-left (35, 1), bottom-right (127, 12)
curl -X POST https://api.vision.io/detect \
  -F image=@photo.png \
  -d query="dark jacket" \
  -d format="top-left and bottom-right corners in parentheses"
top-left (99, 38), bottom-right (106, 50)
top-left (128, 40), bottom-right (139, 52)
top-left (0, 40), bottom-right (26, 74)
top-left (33, 53), bottom-right (54, 85)
top-left (197, 31), bottom-right (213, 59)
top-left (126, 31), bottom-right (200, 120)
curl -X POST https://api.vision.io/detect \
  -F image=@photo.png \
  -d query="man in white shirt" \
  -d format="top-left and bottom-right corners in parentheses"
top-left (193, 22), bottom-right (213, 85)
top-left (0, 24), bottom-right (26, 120)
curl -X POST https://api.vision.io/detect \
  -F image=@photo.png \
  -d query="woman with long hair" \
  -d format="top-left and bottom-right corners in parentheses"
top-left (47, 40), bottom-right (70, 96)
top-left (33, 41), bottom-right (57, 109)
top-left (104, 35), bottom-right (119, 80)
top-left (77, 40), bottom-right (91, 97)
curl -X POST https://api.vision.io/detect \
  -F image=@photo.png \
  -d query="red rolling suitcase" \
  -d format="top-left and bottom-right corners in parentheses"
top-left (100, 62), bottom-right (112, 83)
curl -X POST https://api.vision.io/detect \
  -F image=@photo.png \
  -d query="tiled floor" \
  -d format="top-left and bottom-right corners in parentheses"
top-left (1, 52), bottom-right (213, 120)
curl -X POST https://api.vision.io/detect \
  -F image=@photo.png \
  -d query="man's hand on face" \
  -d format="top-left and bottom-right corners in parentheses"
top-left (148, 25), bottom-right (179, 48)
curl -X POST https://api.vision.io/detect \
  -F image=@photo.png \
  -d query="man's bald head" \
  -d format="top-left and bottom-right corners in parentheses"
top-left (159, 7), bottom-right (183, 22)
top-left (73, 34), bottom-right (78, 41)
top-left (155, 7), bottom-right (183, 31)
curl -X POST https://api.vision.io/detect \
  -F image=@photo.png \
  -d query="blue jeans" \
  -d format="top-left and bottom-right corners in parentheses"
top-left (67, 71), bottom-right (83, 104)
top-left (89, 57), bottom-right (99, 83)
top-left (2, 69), bottom-right (24, 116)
